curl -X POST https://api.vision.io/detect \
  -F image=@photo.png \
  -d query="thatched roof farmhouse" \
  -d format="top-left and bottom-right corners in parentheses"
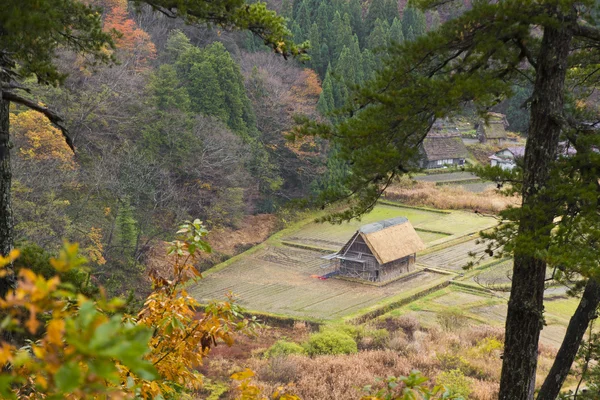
top-left (420, 133), bottom-right (469, 169)
top-left (476, 112), bottom-right (509, 143)
top-left (326, 217), bottom-right (426, 283)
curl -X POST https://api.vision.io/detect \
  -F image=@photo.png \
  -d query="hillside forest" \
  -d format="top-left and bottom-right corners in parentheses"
top-left (3, 0), bottom-right (496, 300)
top-left (1, 0), bottom-right (600, 399)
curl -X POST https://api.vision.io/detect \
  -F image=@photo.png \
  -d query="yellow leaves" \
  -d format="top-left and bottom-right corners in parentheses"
top-left (10, 110), bottom-right (76, 170)
top-left (0, 249), bottom-right (20, 269)
top-left (0, 342), bottom-right (15, 366)
top-left (47, 319), bottom-right (65, 345)
top-left (0, 228), bottom-right (267, 399)
top-left (85, 227), bottom-right (106, 265)
top-left (50, 242), bottom-right (87, 272)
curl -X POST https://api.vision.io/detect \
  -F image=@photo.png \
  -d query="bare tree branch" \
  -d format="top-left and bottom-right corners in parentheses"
top-left (2, 90), bottom-right (74, 151)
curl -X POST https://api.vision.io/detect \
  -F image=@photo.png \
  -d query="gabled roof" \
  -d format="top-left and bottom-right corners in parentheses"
top-left (493, 147), bottom-right (525, 159)
top-left (341, 218), bottom-right (426, 264)
top-left (421, 133), bottom-right (469, 161)
top-left (479, 113), bottom-right (509, 139)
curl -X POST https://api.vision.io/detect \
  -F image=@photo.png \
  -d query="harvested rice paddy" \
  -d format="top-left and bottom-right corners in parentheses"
top-left (190, 201), bottom-right (578, 346)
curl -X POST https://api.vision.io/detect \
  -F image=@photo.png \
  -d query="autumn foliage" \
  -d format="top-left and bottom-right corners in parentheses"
top-left (0, 220), bottom-right (258, 399)
top-left (103, 1), bottom-right (156, 70)
top-left (10, 110), bottom-right (75, 170)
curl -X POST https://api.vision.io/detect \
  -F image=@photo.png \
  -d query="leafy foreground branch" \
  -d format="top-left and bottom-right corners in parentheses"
top-left (0, 220), bottom-right (259, 399)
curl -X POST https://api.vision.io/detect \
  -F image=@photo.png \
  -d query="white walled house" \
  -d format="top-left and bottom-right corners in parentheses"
top-left (489, 147), bottom-right (525, 170)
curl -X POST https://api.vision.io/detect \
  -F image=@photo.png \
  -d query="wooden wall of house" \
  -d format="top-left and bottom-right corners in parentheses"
top-left (335, 253), bottom-right (416, 282)
top-left (346, 235), bottom-right (371, 256)
top-left (378, 255), bottom-right (415, 281)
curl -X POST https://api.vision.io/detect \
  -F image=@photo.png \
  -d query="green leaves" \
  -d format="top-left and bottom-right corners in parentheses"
top-left (360, 370), bottom-right (466, 400)
top-left (64, 300), bottom-right (159, 386)
top-left (55, 362), bottom-right (82, 393)
top-left (1, 0), bottom-right (114, 84)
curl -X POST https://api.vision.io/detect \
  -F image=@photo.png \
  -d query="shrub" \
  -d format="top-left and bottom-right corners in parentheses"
top-left (358, 328), bottom-right (390, 351)
top-left (259, 355), bottom-right (300, 383)
top-left (437, 352), bottom-right (484, 379)
top-left (321, 323), bottom-right (363, 340)
top-left (264, 340), bottom-right (305, 359)
top-left (304, 330), bottom-right (358, 356)
top-left (474, 337), bottom-right (503, 357)
top-left (14, 242), bottom-right (98, 297)
top-left (387, 331), bottom-right (409, 352)
top-left (436, 369), bottom-right (472, 398)
top-left (395, 315), bottom-right (421, 339)
top-left (436, 308), bottom-right (469, 331)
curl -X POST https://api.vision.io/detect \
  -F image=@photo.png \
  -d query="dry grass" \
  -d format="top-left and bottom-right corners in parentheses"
top-left (385, 177), bottom-right (519, 214)
top-left (204, 323), bottom-right (557, 400)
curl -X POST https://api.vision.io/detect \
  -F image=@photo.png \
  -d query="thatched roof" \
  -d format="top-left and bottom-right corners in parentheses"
top-left (421, 133), bottom-right (469, 161)
top-left (479, 113), bottom-right (509, 139)
top-left (356, 218), bottom-right (425, 264)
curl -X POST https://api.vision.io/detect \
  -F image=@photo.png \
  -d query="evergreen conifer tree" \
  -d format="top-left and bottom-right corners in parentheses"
top-left (188, 61), bottom-right (227, 120)
top-left (290, 21), bottom-right (303, 42)
top-left (348, 0), bottom-right (365, 43)
top-left (316, 1), bottom-right (333, 42)
top-left (148, 65), bottom-right (191, 112)
top-left (365, 0), bottom-right (386, 33)
top-left (361, 48), bottom-right (377, 81)
top-left (319, 43), bottom-right (331, 77)
top-left (317, 70), bottom-right (335, 116)
top-left (402, 5), bottom-right (426, 39)
top-left (335, 47), bottom-right (357, 88)
top-left (367, 18), bottom-right (391, 51)
top-left (331, 11), bottom-right (354, 61)
top-left (308, 23), bottom-right (323, 74)
top-left (294, 0), bottom-right (312, 39)
top-left (280, 0), bottom-right (293, 19)
top-left (116, 199), bottom-right (138, 255)
top-left (383, 0), bottom-right (399, 25)
top-left (389, 18), bottom-right (404, 44)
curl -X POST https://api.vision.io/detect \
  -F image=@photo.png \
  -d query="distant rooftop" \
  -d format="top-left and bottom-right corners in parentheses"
top-left (359, 217), bottom-right (408, 234)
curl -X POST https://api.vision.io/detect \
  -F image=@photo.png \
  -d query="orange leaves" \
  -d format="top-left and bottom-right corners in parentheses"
top-left (103, 3), bottom-right (156, 71)
top-left (10, 110), bottom-right (75, 169)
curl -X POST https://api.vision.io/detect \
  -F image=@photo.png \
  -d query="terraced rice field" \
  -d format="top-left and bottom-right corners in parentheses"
top-left (380, 284), bottom-right (577, 347)
top-left (414, 172), bottom-right (479, 183)
top-left (283, 204), bottom-right (496, 251)
top-left (417, 239), bottom-right (494, 272)
top-left (190, 204), bottom-right (503, 321)
top-left (189, 245), bottom-right (447, 320)
top-left (469, 260), bottom-right (555, 289)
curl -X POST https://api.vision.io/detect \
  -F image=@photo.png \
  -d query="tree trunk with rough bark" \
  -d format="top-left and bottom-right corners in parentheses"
top-left (0, 84), bottom-right (15, 298)
top-left (537, 279), bottom-right (600, 399)
top-left (498, 22), bottom-right (574, 400)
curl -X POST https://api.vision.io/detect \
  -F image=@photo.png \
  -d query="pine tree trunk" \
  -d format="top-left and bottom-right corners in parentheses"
top-left (537, 279), bottom-right (600, 399)
top-left (498, 23), bottom-right (573, 400)
top-left (0, 85), bottom-right (15, 298)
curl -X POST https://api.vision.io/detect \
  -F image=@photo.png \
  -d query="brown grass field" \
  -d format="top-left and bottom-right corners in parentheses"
top-left (385, 176), bottom-right (519, 214)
